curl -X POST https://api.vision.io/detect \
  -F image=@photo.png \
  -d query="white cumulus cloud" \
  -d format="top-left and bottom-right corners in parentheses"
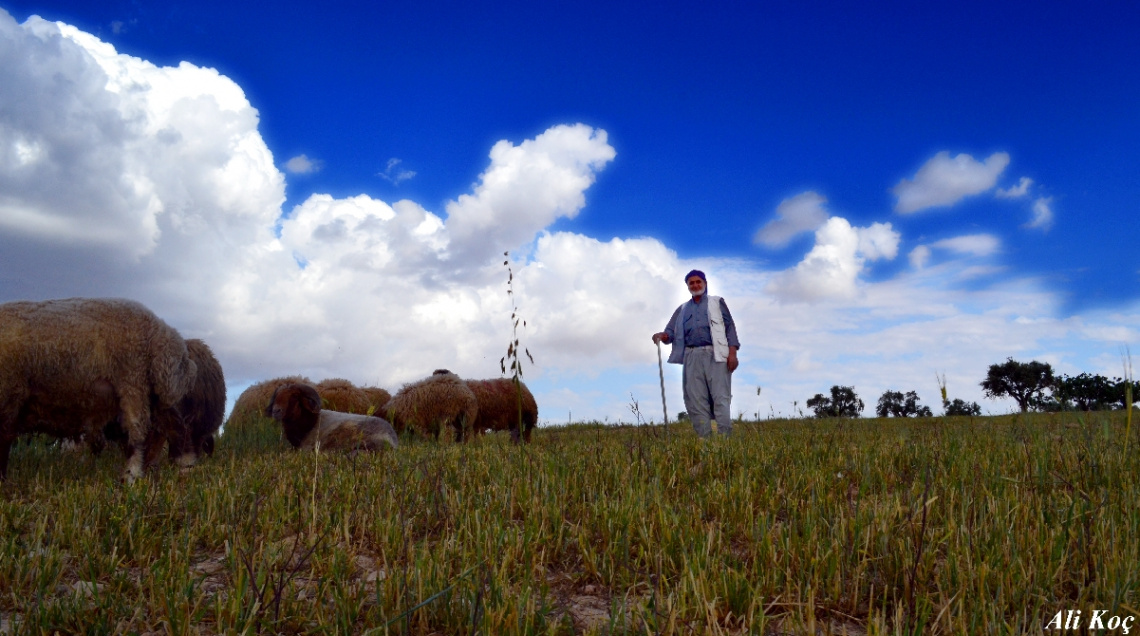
top-left (766, 217), bottom-right (900, 302)
top-left (444, 124), bottom-right (616, 267)
top-left (892, 151), bottom-right (1010, 213)
top-left (0, 10), bottom-right (283, 302)
top-left (0, 10), bottom-right (622, 392)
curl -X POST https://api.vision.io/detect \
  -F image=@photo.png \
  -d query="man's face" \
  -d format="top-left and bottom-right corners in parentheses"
top-left (687, 276), bottom-right (705, 296)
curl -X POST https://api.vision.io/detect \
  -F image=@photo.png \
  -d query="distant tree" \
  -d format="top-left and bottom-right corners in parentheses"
top-left (1052, 373), bottom-right (1114, 411)
top-left (807, 385), bottom-right (864, 418)
top-left (944, 398), bottom-right (982, 416)
top-left (1052, 373), bottom-right (1140, 411)
top-left (677, 411), bottom-right (689, 421)
top-left (806, 393), bottom-right (831, 418)
top-left (1117, 378), bottom-right (1140, 410)
top-left (980, 358), bottom-right (1055, 412)
top-left (876, 390), bottom-right (933, 418)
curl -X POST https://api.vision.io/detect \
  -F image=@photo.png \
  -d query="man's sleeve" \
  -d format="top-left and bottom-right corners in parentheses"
top-left (720, 298), bottom-right (740, 349)
top-left (663, 305), bottom-right (682, 343)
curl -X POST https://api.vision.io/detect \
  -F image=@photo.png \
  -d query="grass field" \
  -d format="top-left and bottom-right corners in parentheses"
top-left (1, 410), bottom-right (1138, 635)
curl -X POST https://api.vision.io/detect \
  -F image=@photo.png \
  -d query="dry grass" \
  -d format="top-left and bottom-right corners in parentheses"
top-left (1, 411), bottom-right (1137, 634)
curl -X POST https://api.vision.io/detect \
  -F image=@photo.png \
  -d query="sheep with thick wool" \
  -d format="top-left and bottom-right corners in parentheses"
top-left (265, 383), bottom-right (397, 451)
top-left (0, 298), bottom-right (197, 481)
top-left (315, 378), bottom-right (372, 414)
top-left (46, 338), bottom-right (225, 466)
top-left (466, 378), bottom-right (538, 443)
top-left (17, 383), bottom-right (121, 455)
top-left (385, 370), bottom-right (478, 441)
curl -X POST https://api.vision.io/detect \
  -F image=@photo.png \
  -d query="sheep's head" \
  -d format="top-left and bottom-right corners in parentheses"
top-left (266, 383), bottom-right (321, 448)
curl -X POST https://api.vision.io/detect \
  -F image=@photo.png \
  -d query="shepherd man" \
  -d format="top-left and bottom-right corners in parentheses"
top-left (652, 269), bottom-right (741, 437)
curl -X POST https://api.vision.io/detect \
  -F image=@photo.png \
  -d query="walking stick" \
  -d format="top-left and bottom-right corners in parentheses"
top-left (656, 341), bottom-right (669, 426)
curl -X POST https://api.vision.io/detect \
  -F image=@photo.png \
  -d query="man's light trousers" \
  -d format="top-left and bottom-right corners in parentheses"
top-left (682, 345), bottom-right (732, 437)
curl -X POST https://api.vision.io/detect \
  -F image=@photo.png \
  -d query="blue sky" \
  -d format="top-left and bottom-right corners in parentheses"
top-left (2, 0), bottom-right (1138, 421)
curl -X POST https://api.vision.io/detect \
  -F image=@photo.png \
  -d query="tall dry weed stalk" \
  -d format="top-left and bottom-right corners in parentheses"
top-left (500, 251), bottom-right (534, 432)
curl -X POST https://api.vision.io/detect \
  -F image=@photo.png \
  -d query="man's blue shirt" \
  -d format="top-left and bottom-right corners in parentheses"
top-left (663, 296), bottom-right (740, 349)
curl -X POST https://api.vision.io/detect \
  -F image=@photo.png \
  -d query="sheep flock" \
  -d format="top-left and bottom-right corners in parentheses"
top-left (0, 296), bottom-right (538, 484)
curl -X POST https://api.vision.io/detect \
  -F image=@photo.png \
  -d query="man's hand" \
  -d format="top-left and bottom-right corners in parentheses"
top-left (727, 347), bottom-right (739, 373)
top-left (652, 332), bottom-right (670, 344)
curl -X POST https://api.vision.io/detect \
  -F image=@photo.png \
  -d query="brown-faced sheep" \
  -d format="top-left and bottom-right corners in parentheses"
top-left (0, 298), bottom-right (197, 481)
top-left (466, 378), bottom-right (538, 443)
top-left (315, 378), bottom-right (372, 414)
top-left (385, 370), bottom-right (478, 441)
top-left (228, 375), bottom-right (315, 429)
top-left (265, 383), bottom-right (397, 451)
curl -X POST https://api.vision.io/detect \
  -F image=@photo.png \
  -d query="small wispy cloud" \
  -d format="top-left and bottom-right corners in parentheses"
top-left (1024, 196), bottom-right (1054, 231)
top-left (996, 176), bottom-right (1033, 199)
top-left (753, 191), bottom-right (830, 248)
top-left (892, 151), bottom-right (1010, 214)
top-left (379, 158), bottom-right (416, 185)
top-left (931, 234), bottom-right (1001, 257)
top-left (284, 154), bottom-right (322, 175)
top-left (910, 234), bottom-right (1000, 269)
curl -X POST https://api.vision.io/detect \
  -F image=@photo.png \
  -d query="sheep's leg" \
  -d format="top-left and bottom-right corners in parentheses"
top-left (0, 438), bottom-right (11, 479)
top-left (0, 401), bottom-right (22, 478)
top-left (84, 417), bottom-right (107, 455)
top-left (118, 389), bottom-right (150, 482)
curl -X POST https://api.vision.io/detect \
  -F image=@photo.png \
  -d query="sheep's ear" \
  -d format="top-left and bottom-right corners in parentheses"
top-left (301, 388), bottom-right (321, 414)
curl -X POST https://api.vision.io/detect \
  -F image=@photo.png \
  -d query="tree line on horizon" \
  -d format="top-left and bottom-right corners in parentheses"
top-left (801, 357), bottom-right (1139, 418)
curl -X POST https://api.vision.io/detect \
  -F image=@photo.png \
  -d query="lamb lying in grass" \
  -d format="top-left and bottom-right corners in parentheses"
top-left (265, 383), bottom-right (397, 451)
